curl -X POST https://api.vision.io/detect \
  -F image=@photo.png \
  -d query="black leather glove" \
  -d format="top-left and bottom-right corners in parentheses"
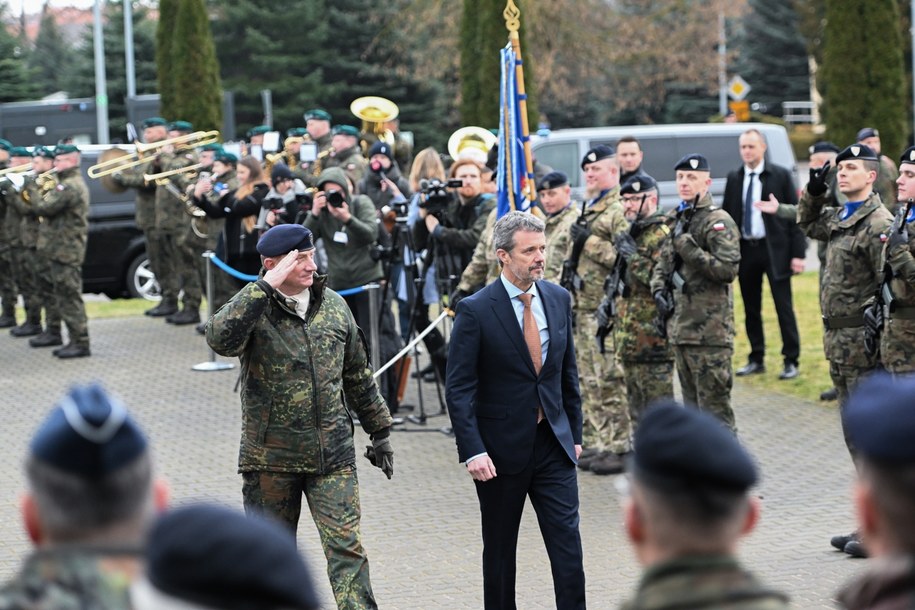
top-left (614, 232), bottom-right (637, 261)
top-left (569, 222), bottom-right (591, 246)
top-left (595, 296), bottom-right (611, 330)
top-left (653, 290), bottom-right (672, 319)
top-left (364, 435), bottom-right (394, 479)
top-left (449, 288), bottom-right (469, 310)
top-left (863, 303), bottom-right (884, 357)
top-left (888, 226), bottom-right (910, 254)
top-left (807, 161), bottom-right (831, 197)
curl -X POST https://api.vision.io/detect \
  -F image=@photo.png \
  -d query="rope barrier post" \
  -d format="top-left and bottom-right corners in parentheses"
top-left (365, 283), bottom-right (381, 370)
top-left (192, 251), bottom-right (235, 372)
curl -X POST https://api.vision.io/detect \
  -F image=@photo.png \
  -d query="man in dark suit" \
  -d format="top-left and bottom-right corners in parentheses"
top-left (446, 211), bottom-right (586, 610)
top-left (723, 128), bottom-right (806, 380)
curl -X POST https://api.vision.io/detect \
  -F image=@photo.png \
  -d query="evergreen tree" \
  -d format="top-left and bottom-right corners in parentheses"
top-left (170, 0), bottom-right (222, 131)
top-left (459, 0), bottom-right (537, 130)
top-left (821, 0), bottom-right (907, 156)
top-left (736, 0), bottom-right (810, 117)
top-left (0, 2), bottom-right (39, 102)
top-left (28, 2), bottom-right (76, 96)
top-left (156, 0), bottom-right (179, 118)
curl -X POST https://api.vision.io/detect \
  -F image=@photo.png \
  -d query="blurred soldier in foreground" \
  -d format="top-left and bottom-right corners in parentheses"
top-left (131, 504), bottom-right (320, 610)
top-left (616, 174), bottom-right (673, 427)
top-left (620, 402), bottom-right (789, 609)
top-left (650, 154), bottom-right (740, 430)
top-left (206, 224), bottom-right (393, 609)
top-left (837, 373), bottom-right (915, 609)
top-left (0, 383), bottom-right (168, 609)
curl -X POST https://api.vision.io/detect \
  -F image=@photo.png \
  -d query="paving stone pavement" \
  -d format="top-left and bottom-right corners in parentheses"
top-left (0, 315), bottom-right (864, 609)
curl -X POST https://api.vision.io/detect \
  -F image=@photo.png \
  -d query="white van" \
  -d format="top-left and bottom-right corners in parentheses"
top-left (531, 123), bottom-right (798, 209)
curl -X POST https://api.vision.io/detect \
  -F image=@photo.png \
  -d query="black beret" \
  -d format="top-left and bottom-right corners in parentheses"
top-left (844, 372), bottom-right (915, 463)
top-left (580, 145), bottom-right (615, 169)
top-left (856, 127), bottom-right (879, 141)
top-left (632, 401), bottom-right (757, 492)
top-left (674, 153), bottom-right (710, 173)
top-left (30, 383), bottom-right (148, 478)
top-left (256, 224), bottom-right (315, 257)
top-left (809, 141), bottom-right (840, 156)
top-left (836, 144), bottom-right (878, 163)
top-left (620, 174), bottom-right (658, 196)
top-left (901, 146), bottom-right (915, 165)
top-left (537, 171), bottom-right (569, 191)
top-left (145, 504), bottom-right (320, 610)
top-left (367, 141), bottom-right (393, 160)
top-left (270, 163), bottom-right (294, 184)
top-left (141, 117), bottom-right (167, 129)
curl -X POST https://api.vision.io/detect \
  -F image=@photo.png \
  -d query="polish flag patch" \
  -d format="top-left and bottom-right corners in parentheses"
top-left (880, 233), bottom-right (888, 242)
top-left (712, 222), bottom-right (726, 231)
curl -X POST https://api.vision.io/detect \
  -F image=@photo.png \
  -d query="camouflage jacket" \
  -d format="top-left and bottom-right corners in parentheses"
top-left (112, 160), bottom-right (158, 230)
top-left (618, 211), bottom-right (672, 362)
top-left (206, 275), bottom-right (393, 474)
top-left (837, 553), bottom-right (915, 610)
top-left (798, 189), bottom-right (893, 367)
top-left (568, 187), bottom-right (629, 311)
top-left (456, 207), bottom-right (499, 293)
top-left (26, 167), bottom-right (89, 266)
top-left (544, 205), bottom-right (579, 285)
top-left (620, 555), bottom-right (789, 610)
top-left (0, 546), bottom-right (140, 610)
top-left (876, 155), bottom-right (899, 212)
top-left (154, 148), bottom-right (198, 233)
top-left (323, 145), bottom-right (367, 187)
top-left (9, 186), bottom-right (37, 248)
top-left (880, 211), bottom-right (915, 373)
top-left (649, 193), bottom-right (740, 347)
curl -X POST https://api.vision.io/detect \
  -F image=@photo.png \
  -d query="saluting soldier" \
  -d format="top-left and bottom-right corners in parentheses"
top-left (323, 125), bottom-right (367, 187)
top-left (567, 145), bottom-right (632, 476)
top-left (650, 154), bottom-right (740, 430)
top-left (616, 174), bottom-right (674, 426)
top-left (22, 144), bottom-right (91, 358)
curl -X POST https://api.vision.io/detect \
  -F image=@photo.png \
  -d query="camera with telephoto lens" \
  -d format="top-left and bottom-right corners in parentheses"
top-left (326, 189), bottom-right (345, 208)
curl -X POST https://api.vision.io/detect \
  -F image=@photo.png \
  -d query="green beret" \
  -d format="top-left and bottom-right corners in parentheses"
top-left (168, 120), bottom-right (194, 133)
top-left (0, 139), bottom-right (12, 151)
top-left (215, 152), bottom-right (238, 165)
top-left (32, 146), bottom-right (54, 159)
top-left (142, 117), bottom-right (167, 128)
top-left (286, 127), bottom-right (307, 138)
top-left (9, 146), bottom-right (30, 158)
top-left (54, 144), bottom-right (80, 156)
top-left (332, 124), bottom-right (360, 138)
top-left (246, 125), bottom-right (271, 138)
top-left (199, 143), bottom-right (224, 153)
top-left (304, 109), bottom-right (332, 122)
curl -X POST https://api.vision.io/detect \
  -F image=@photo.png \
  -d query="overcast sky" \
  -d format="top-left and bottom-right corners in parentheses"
top-left (9, 0), bottom-right (98, 14)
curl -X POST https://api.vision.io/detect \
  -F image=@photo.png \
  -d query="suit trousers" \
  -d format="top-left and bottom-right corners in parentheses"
top-left (474, 421), bottom-right (586, 610)
top-left (738, 239), bottom-right (800, 366)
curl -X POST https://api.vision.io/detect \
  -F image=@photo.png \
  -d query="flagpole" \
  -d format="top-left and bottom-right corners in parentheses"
top-left (503, 0), bottom-right (535, 203)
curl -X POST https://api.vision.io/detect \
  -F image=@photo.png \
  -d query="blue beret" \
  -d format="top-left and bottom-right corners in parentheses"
top-left (214, 152), bottom-right (238, 165)
top-left (0, 138), bottom-right (12, 151)
top-left (247, 125), bottom-right (271, 138)
top-left (256, 224), bottom-right (315, 257)
top-left (368, 141), bottom-right (393, 160)
top-left (30, 383), bottom-right (148, 477)
top-left (620, 174), bottom-right (658, 196)
top-left (168, 120), bottom-right (193, 133)
top-left (844, 372), bottom-right (915, 463)
top-left (304, 109), bottom-right (332, 122)
top-left (674, 153), bottom-right (710, 173)
top-left (809, 141), bottom-right (840, 156)
top-left (632, 401), bottom-right (757, 492)
top-left (836, 144), bottom-right (878, 163)
top-left (537, 171), bottom-right (569, 191)
top-left (32, 146), bottom-right (54, 159)
top-left (286, 127), bottom-right (308, 138)
top-left (332, 124), bottom-right (360, 138)
top-left (856, 127), bottom-right (879, 142)
top-left (53, 144), bottom-right (80, 156)
top-left (141, 117), bottom-right (167, 129)
top-left (581, 145), bottom-right (615, 169)
top-left (146, 504), bottom-right (320, 610)
top-left (901, 146), bottom-right (915, 165)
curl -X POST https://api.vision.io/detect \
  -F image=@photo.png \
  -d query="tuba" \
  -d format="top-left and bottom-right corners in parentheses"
top-left (350, 96), bottom-right (399, 152)
top-left (447, 126), bottom-right (497, 165)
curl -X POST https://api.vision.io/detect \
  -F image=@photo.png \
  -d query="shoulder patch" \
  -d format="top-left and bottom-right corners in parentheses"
top-left (56, 184), bottom-right (66, 192)
top-left (880, 233), bottom-right (888, 242)
top-left (712, 222), bottom-right (726, 231)
top-left (660, 224), bottom-right (671, 235)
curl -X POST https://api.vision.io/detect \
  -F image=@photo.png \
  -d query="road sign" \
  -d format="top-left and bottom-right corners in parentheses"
top-left (728, 75), bottom-right (751, 101)
top-left (729, 100), bottom-right (750, 122)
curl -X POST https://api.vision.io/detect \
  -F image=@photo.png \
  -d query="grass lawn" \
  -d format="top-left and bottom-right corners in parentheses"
top-left (13, 298), bottom-right (199, 321)
top-left (731, 270), bottom-right (832, 404)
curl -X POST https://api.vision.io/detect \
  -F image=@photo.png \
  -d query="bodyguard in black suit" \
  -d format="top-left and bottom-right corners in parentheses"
top-left (723, 128), bottom-right (806, 380)
top-left (446, 211), bottom-right (586, 610)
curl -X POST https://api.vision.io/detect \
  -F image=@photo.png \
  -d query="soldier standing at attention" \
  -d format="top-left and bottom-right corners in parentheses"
top-left (650, 154), bottom-right (740, 430)
top-left (23, 144), bottom-right (91, 359)
top-left (538, 171), bottom-right (579, 284)
top-left (305, 109), bottom-right (334, 154)
top-left (567, 145), bottom-right (632, 476)
top-left (796, 144), bottom-right (893, 558)
top-left (0, 144), bottom-right (20, 329)
top-left (206, 224), bottom-right (394, 610)
top-left (324, 125), bottom-right (367, 187)
top-left (856, 127), bottom-right (898, 211)
top-left (616, 174), bottom-right (674, 427)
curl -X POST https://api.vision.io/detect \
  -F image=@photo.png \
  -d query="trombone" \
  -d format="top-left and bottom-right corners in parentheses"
top-left (0, 162), bottom-right (34, 177)
top-left (87, 131), bottom-right (220, 179)
top-left (143, 162), bottom-right (206, 184)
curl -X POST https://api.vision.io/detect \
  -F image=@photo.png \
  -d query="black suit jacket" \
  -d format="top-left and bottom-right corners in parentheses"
top-left (445, 278), bottom-right (582, 475)
top-left (723, 162), bottom-right (807, 280)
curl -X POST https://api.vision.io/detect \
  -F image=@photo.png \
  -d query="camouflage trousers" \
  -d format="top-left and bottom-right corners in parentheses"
top-left (830, 361), bottom-right (877, 454)
top-left (574, 310), bottom-right (631, 453)
top-left (0, 246), bottom-right (16, 313)
top-left (622, 360), bottom-right (674, 427)
top-left (673, 345), bottom-right (735, 431)
top-left (31, 249), bottom-right (60, 331)
top-left (242, 466), bottom-right (378, 610)
top-left (13, 247), bottom-right (41, 324)
top-left (50, 261), bottom-right (88, 347)
top-left (145, 227), bottom-right (180, 306)
top-left (174, 224), bottom-right (205, 310)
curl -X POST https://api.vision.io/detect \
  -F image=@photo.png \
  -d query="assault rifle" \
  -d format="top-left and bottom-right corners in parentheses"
top-left (864, 197), bottom-right (914, 356)
top-left (560, 199), bottom-right (590, 295)
top-left (652, 195), bottom-right (699, 338)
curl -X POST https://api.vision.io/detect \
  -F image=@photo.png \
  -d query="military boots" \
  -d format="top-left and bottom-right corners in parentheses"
top-left (0, 303), bottom-right (16, 328)
top-left (29, 329), bottom-right (63, 348)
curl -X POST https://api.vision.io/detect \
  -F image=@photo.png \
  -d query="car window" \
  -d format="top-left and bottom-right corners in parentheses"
top-left (533, 141), bottom-right (580, 187)
top-left (675, 135), bottom-right (741, 180)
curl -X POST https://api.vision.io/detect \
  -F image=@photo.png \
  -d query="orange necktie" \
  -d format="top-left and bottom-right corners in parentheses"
top-left (518, 293), bottom-right (542, 374)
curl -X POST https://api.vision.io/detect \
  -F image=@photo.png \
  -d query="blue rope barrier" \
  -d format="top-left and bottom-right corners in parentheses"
top-left (208, 254), bottom-right (369, 296)
top-left (336, 286), bottom-right (367, 296)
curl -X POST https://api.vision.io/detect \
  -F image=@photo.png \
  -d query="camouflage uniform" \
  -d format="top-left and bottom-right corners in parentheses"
top-left (875, 155), bottom-right (899, 212)
top-left (544, 205), bottom-right (578, 284)
top-left (620, 555), bottom-right (790, 610)
top-left (7, 186), bottom-right (43, 330)
top-left (837, 554), bottom-right (915, 610)
top-left (567, 188), bottom-right (631, 452)
top-left (0, 185), bottom-right (17, 322)
top-left (206, 274), bottom-right (392, 610)
top-left (154, 148), bottom-right (200, 312)
top-left (456, 207), bottom-right (499, 292)
top-left (881, 212), bottom-right (915, 374)
top-left (26, 167), bottom-right (90, 349)
top-left (617, 210), bottom-right (674, 425)
top-left (0, 547), bottom-right (139, 609)
top-left (650, 193), bottom-right (740, 430)
top-left (324, 145), bottom-right (367, 188)
top-left (797, 190), bottom-right (892, 413)
top-left (18, 179), bottom-right (60, 335)
top-left (112, 162), bottom-right (162, 296)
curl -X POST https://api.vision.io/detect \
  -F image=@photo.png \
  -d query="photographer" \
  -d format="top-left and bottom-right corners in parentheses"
top-left (357, 141), bottom-right (412, 212)
top-left (262, 164), bottom-right (312, 228)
